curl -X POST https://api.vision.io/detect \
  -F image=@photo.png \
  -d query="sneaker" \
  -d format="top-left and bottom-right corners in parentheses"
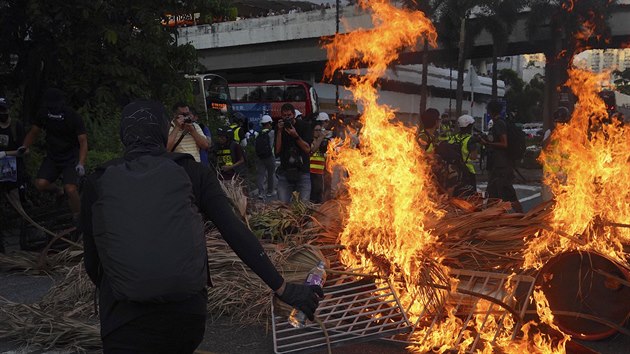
top-left (258, 194), bottom-right (265, 200)
top-left (266, 193), bottom-right (273, 197)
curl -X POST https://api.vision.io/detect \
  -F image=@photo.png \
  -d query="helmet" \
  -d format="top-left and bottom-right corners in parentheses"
top-left (316, 112), bottom-right (330, 122)
top-left (553, 106), bottom-right (570, 123)
top-left (457, 114), bottom-right (475, 128)
top-left (260, 114), bottom-right (273, 124)
top-left (217, 127), bottom-right (232, 137)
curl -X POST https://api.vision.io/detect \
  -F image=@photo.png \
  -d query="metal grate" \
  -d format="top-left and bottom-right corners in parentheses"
top-left (271, 264), bottom-right (412, 353)
top-left (388, 269), bottom-right (536, 353)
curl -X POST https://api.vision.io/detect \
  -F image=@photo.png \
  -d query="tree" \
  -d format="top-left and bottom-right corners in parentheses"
top-left (402, 0), bottom-right (445, 116)
top-left (435, 0), bottom-right (493, 117)
top-left (0, 0), bottom-right (229, 124)
top-left (500, 69), bottom-right (544, 123)
top-left (613, 68), bottom-right (630, 95)
top-left (474, 0), bottom-right (523, 100)
top-left (526, 0), bottom-right (616, 129)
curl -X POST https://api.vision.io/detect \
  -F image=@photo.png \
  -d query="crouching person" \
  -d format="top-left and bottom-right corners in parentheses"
top-left (80, 100), bottom-right (323, 354)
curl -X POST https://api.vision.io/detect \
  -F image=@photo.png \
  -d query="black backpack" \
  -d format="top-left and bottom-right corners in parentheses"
top-left (255, 130), bottom-right (273, 158)
top-left (505, 119), bottom-right (526, 161)
top-left (92, 153), bottom-right (207, 303)
top-left (433, 138), bottom-right (472, 194)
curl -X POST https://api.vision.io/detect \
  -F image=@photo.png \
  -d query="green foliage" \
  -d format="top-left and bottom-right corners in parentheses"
top-left (500, 69), bottom-right (544, 123)
top-left (613, 68), bottom-right (630, 96)
top-left (0, 0), bottom-right (231, 174)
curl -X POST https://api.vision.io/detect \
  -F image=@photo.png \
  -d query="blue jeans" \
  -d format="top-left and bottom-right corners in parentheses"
top-left (277, 170), bottom-right (311, 203)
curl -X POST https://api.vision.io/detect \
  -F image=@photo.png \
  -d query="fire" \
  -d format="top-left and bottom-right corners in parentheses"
top-left (323, 0), bottom-right (440, 282)
top-left (528, 68), bottom-right (630, 269)
top-left (321, 0), bottom-right (623, 352)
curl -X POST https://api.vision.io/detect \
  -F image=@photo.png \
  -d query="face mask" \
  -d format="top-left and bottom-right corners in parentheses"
top-left (0, 113), bottom-right (9, 123)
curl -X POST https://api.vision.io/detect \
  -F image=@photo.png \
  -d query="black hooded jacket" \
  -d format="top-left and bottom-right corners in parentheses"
top-left (81, 100), bottom-right (284, 337)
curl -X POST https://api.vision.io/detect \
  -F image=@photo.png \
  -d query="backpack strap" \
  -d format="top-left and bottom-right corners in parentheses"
top-left (170, 130), bottom-right (188, 152)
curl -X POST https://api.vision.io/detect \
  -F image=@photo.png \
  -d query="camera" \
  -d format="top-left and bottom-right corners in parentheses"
top-left (283, 119), bottom-right (293, 129)
top-left (183, 117), bottom-right (193, 124)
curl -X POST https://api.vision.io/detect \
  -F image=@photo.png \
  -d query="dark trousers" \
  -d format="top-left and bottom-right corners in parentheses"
top-left (487, 167), bottom-right (517, 202)
top-left (103, 312), bottom-right (206, 354)
top-left (310, 173), bottom-right (324, 204)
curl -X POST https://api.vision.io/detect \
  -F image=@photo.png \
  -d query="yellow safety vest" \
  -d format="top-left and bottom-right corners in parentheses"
top-left (417, 130), bottom-right (436, 153)
top-left (310, 151), bottom-right (326, 175)
top-left (451, 134), bottom-right (475, 174)
top-left (229, 124), bottom-right (242, 142)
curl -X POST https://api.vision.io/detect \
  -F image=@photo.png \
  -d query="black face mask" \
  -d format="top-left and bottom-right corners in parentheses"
top-left (0, 113), bottom-right (8, 123)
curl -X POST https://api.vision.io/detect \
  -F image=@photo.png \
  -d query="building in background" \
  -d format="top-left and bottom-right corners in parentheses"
top-left (574, 49), bottom-right (630, 73)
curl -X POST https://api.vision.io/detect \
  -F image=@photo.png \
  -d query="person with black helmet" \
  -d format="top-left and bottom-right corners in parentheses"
top-left (214, 126), bottom-right (246, 181)
top-left (20, 88), bottom-right (88, 222)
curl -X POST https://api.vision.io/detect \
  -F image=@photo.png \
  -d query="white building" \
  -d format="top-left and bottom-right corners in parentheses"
top-left (574, 49), bottom-right (630, 73)
top-left (493, 54), bottom-right (546, 83)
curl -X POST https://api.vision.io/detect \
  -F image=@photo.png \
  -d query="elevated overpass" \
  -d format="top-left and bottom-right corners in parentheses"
top-left (179, 4), bottom-right (630, 78)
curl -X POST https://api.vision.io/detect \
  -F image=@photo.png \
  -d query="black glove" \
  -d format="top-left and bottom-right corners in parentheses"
top-left (277, 283), bottom-right (324, 321)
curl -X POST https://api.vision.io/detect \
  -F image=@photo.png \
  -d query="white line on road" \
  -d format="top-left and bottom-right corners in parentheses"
top-left (518, 193), bottom-right (542, 203)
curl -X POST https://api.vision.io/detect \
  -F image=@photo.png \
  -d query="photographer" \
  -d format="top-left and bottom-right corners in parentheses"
top-left (275, 103), bottom-right (312, 203)
top-left (309, 123), bottom-right (329, 203)
top-left (166, 102), bottom-right (210, 162)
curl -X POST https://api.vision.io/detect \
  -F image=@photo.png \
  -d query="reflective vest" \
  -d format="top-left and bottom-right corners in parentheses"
top-left (230, 124), bottom-right (242, 142)
top-left (310, 151), bottom-right (326, 175)
top-left (452, 134), bottom-right (475, 174)
top-left (417, 130), bottom-right (436, 153)
top-left (217, 147), bottom-right (234, 168)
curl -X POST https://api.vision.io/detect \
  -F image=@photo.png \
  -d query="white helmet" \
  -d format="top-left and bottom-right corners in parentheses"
top-left (316, 112), bottom-right (330, 121)
top-left (457, 114), bottom-right (475, 128)
top-left (260, 114), bottom-right (273, 124)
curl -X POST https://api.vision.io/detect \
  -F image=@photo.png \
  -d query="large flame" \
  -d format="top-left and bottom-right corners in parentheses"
top-left (527, 68), bottom-right (630, 269)
top-left (321, 0), bottom-right (621, 352)
top-left (323, 0), bottom-right (440, 280)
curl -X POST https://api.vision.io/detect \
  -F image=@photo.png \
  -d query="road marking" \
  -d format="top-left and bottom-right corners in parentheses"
top-left (518, 192), bottom-right (541, 203)
top-left (477, 183), bottom-right (541, 192)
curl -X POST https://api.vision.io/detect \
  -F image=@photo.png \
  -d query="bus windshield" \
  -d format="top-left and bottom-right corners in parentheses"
top-left (228, 80), bottom-right (319, 130)
top-left (187, 74), bottom-right (232, 120)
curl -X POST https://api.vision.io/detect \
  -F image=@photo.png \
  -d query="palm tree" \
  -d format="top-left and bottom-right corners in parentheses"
top-left (402, 0), bottom-right (446, 116)
top-left (435, 0), bottom-right (492, 117)
top-left (526, 0), bottom-right (616, 129)
top-left (474, 0), bottom-right (523, 100)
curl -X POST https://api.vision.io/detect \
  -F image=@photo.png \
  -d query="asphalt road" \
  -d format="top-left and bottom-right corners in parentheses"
top-left (2, 175), bottom-right (629, 353)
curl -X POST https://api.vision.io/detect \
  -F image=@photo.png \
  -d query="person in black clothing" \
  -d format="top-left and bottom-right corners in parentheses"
top-left (80, 100), bottom-right (322, 353)
top-left (480, 101), bottom-right (523, 213)
top-left (275, 103), bottom-right (312, 203)
top-left (21, 88), bottom-right (88, 220)
top-left (0, 97), bottom-right (26, 253)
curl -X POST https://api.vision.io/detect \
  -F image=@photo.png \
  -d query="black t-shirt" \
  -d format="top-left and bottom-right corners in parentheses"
top-left (0, 120), bottom-right (25, 151)
top-left (278, 119), bottom-right (312, 173)
top-left (0, 120), bottom-right (26, 183)
top-left (489, 119), bottom-right (511, 169)
top-left (33, 106), bottom-right (86, 162)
